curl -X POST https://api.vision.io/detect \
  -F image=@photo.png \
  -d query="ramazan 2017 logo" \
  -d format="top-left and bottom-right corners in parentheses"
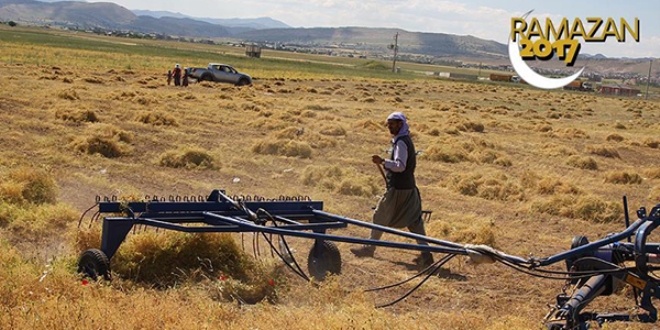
top-left (508, 10), bottom-right (640, 90)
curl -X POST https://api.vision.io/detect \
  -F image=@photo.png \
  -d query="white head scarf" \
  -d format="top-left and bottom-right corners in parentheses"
top-left (387, 111), bottom-right (409, 138)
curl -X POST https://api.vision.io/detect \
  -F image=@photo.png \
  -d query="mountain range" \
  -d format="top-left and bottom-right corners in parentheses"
top-left (0, 0), bottom-right (508, 59)
top-left (131, 10), bottom-right (289, 30)
top-left (1, 0), bottom-right (657, 75)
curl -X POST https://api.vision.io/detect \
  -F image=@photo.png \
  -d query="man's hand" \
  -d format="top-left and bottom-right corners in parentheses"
top-left (372, 155), bottom-right (384, 165)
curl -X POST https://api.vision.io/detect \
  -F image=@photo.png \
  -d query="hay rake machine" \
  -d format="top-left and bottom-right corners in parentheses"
top-left (77, 189), bottom-right (660, 329)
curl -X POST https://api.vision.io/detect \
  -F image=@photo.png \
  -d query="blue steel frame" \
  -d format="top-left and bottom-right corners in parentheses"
top-left (96, 189), bottom-right (471, 260)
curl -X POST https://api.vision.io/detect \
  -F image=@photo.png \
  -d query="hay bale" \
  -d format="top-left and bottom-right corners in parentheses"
top-left (158, 147), bottom-right (215, 169)
top-left (251, 140), bottom-right (313, 158)
top-left (605, 134), bottom-right (624, 142)
top-left (136, 112), bottom-right (178, 126)
top-left (542, 144), bottom-right (577, 157)
top-left (472, 150), bottom-right (512, 167)
top-left (7, 203), bottom-right (77, 242)
top-left (445, 115), bottom-right (485, 133)
top-left (644, 168), bottom-right (660, 179)
top-left (55, 109), bottom-right (99, 123)
top-left (614, 123), bottom-right (627, 129)
top-left (536, 177), bottom-right (581, 195)
top-left (557, 128), bottom-right (589, 139)
top-left (0, 167), bottom-right (57, 205)
top-left (649, 186), bottom-right (660, 202)
top-left (422, 144), bottom-right (469, 163)
top-left (354, 119), bottom-right (382, 131)
top-left (273, 127), bottom-right (335, 149)
top-left (604, 171), bottom-right (643, 185)
top-left (301, 165), bottom-right (343, 190)
top-left (83, 76), bottom-right (104, 84)
top-left (73, 135), bottom-right (124, 158)
top-left (426, 215), bottom-right (496, 246)
top-left (110, 232), bottom-right (277, 290)
top-left (444, 172), bottom-right (524, 201)
top-left (565, 156), bottom-right (598, 170)
top-left (644, 139), bottom-right (660, 149)
top-left (572, 195), bottom-right (622, 223)
top-left (301, 110), bottom-right (317, 118)
top-left (529, 195), bottom-right (575, 217)
top-left (58, 89), bottom-right (79, 100)
top-left (586, 145), bottom-right (620, 158)
top-left (72, 124), bottom-right (133, 158)
top-left (535, 124), bottom-right (553, 133)
top-left (319, 125), bottom-right (346, 136)
top-left (336, 176), bottom-right (378, 197)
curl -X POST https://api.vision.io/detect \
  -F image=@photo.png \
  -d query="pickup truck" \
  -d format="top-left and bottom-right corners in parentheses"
top-left (186, 63), bottom-right (252, 86)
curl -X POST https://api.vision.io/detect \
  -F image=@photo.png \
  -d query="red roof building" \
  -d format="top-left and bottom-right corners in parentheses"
top-left (600, 84), bottom-right (641, 97)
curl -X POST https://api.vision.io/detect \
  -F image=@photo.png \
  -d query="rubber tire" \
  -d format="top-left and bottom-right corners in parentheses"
top-left (571, 235), bottom-right (589, 249)
top-left (200, 74), bottom-right (213, 82)
top-left (77, 248), bottom-right (111, 281)
top-left (236, 78), bottom-right (249, 86)
top-left (565, 235), bottom-right (590, 282)
top-left (307, 240), bottom-right (341, 280)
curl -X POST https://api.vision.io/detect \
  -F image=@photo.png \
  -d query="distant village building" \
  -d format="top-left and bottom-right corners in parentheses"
top-left (600, 84), bottom-right (640, 97)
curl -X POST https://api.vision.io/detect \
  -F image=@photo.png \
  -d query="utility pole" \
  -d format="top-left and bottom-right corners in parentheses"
top-left (389, 32), bottom-right (399, 73)
top-left (646, 59), bottom-right (653, 100)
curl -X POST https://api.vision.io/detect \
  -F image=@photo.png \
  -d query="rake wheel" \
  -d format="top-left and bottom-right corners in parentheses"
top-left (77, 248), bottom-right (111, 281)
top-left (307, 240), bottom-right (341, 280)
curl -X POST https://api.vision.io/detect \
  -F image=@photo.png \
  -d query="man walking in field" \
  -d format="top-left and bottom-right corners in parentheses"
top-left (350, 112), bottom-right (434, 269)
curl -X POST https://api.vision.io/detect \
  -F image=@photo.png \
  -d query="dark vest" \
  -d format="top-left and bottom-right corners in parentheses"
top-left (387, 135), bottom-right (416, 189)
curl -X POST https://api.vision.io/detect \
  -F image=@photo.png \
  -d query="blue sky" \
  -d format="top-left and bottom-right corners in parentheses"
top-left (87, 0), bottom-right (659, 58)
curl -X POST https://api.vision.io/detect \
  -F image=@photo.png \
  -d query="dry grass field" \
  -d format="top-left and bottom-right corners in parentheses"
top-left (1, 26), bottom-right (660, 329)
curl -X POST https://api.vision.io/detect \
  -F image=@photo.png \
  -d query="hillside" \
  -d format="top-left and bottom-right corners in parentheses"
top-left (126, 16), bottom-right (231, 38)
top-left (0, 0), bottom-right (506, 58)
top-left (0, 0), bottom-right (134, 28)
top-left (236, 26), bottom-right (507, 58)
top-left (132, 10), bottom-right (290, 30)
top-left (0, 0), bottom-right (233, 37)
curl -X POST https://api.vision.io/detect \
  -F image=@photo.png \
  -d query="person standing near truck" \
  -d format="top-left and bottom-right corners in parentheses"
top-left (182, 68), bottom-right (189, 87)
top-left (173, 64), bottom-right (182, 87)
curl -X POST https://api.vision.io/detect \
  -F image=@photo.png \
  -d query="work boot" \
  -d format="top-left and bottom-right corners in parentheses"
top-left (350, 245), bottom-right (375, 258)
top-left (413, 252), bottom-right (434, 269)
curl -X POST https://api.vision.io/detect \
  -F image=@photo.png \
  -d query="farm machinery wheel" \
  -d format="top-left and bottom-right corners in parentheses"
top-left (77, 248), bottom-right (111, 281)
top-left (307, 240), bottom-right (341, 280)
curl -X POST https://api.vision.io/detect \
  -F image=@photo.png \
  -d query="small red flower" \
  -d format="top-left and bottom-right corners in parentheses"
top-left (268, 279), bottom-right (275, 287)
top-left (220, 275), bottom-right (227, 281)
top-left (81, 279), bottom-right (89, 286)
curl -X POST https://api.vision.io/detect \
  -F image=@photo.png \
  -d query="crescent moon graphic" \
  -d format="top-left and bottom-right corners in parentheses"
top-left (508, 10), bottom-right (585, 90)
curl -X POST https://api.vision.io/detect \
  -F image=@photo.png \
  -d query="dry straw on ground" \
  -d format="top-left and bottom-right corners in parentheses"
top-left (1, 32), bottom-right (660, 329)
